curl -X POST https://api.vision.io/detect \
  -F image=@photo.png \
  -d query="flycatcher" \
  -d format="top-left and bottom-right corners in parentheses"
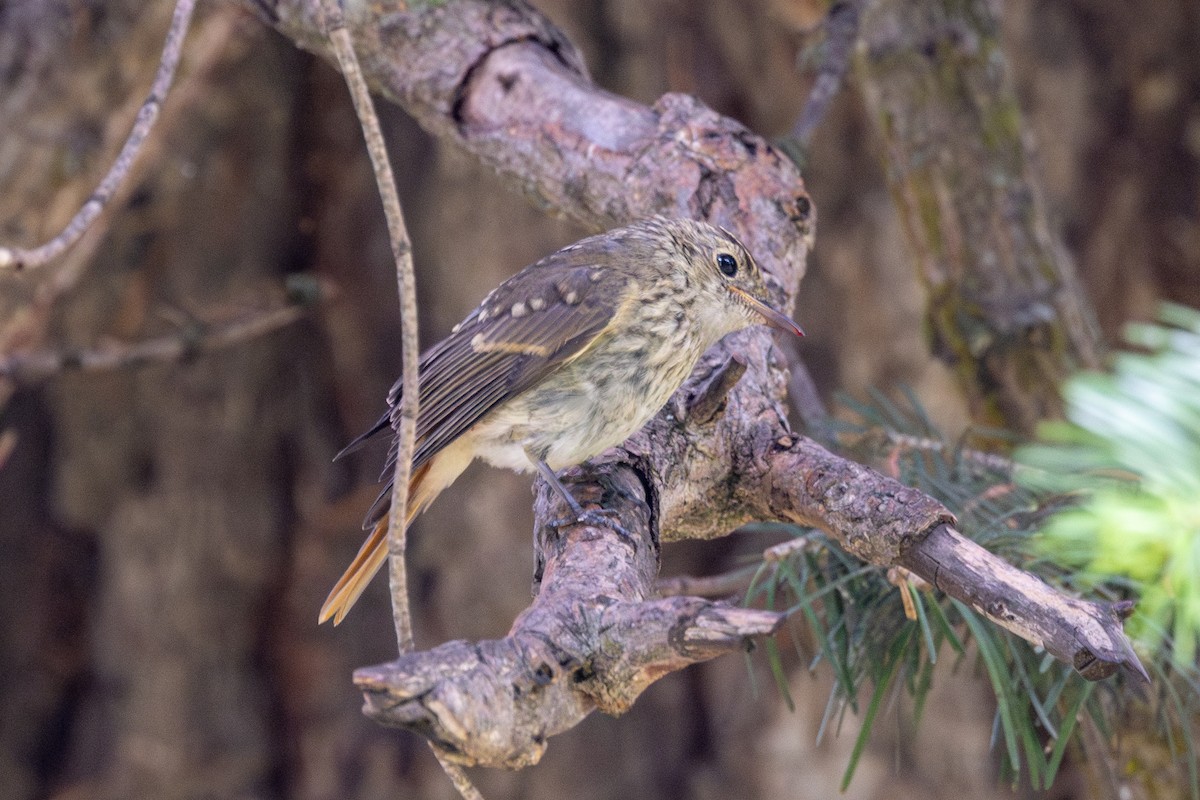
top-left (320, 217), bottom-right (802, 624)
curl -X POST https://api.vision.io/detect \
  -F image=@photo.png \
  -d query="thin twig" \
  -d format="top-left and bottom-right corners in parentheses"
top-left (0, 0), bottom-right (198, 271)
top-left (319, 4), bottom-right (479, 798)
top-left (791, 0), bottom-right (862, 147)
top-left (0, 278), bottom-right (333, 385)
top-left (318, 0), bottom-right (419, 659)
top-left (0, 5), bottom-right (237, 438)
top-left (763, 536), bottom-right (822, 563)
top-left (877, 430), bottom-right (1016, 476)
top-left (656, 564), bottom-right (761, 598)
top-left (0, 6), bottom-right (239, 360)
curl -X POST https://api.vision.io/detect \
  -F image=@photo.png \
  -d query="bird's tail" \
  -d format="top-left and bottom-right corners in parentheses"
top-left (318, 461), bottom-right (434, 625)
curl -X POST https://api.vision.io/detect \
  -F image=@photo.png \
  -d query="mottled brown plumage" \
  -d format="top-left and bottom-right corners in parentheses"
top-left (320, 217), bottom-right (801, 624)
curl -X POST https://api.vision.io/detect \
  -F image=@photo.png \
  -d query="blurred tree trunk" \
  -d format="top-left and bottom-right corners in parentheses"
top-left (856, 2), bottom-right (1194, 798)
top-left (0, 4), bottom-right (337, 799)
top-left (1002, 0), bottom-right (1200, 334)
top-left (857, 0), bottom-right (1104, 435)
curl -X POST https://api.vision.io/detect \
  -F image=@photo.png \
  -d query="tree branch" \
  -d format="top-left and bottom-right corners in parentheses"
top-left (356, 464), bottom-right (784, 768)
top-left (233, 0), bottom-right (1146, 765)
top-left (0, 0), bottom-right (198, 271)
top-left (0, 278), bottom-right (333, 385)
top-left (898, 525), bottom-right (1144, 681)
top-left (238, 0), bottom-right (813, 287)
top-left (354, 350), bottom-right (1144, 767)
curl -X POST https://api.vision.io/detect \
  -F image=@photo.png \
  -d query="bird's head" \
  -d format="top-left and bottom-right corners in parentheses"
top-left (646, 217), bottom-right (804, 340)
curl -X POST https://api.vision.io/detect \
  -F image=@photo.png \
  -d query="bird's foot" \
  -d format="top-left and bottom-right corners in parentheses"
top-left (552, 507), bottom-right (633, 544)
top-left (535, 458), bottom-right (634, 544)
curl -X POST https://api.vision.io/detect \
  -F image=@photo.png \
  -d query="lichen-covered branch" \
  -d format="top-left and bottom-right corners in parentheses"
top-left (856, 0), bottom-right (1105, 433)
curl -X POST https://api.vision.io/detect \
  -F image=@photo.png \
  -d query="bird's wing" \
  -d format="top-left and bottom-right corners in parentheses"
top-left (352, 244), bottom-right (631, 525)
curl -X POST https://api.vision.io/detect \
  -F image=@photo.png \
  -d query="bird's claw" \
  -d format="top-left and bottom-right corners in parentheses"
top-left (553, 508), bottom-right (633, 544)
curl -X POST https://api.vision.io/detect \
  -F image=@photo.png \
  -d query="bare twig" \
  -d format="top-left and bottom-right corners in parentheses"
top-left (319, 2), bottom-right (477, 797)
top-left (0, 278), bottom-right (333, 385)
top-left (0, 0), bottom-right (198, 271)
top-left (656, 564), bottom-right (760, 598)
top-left (789, 0), bottom-right (864, 149)
top-left (317, 0), bottom-right (420, 661)
top-left (763, 536), bottom-right (820, 563)
top-left (871, 430), bottom-right (1016, 476)
top-left (0, 6), bottom-right (239, 380)
top-left (0, 5), bottom-right (236, 453)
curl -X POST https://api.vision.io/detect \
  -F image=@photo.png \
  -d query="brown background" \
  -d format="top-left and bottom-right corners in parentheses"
top-left (0, 1), bottom-right (1196, 798)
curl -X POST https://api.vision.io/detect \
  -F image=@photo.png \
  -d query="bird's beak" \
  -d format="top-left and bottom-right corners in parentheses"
top-left (729, 286), bottom-right (805, 337)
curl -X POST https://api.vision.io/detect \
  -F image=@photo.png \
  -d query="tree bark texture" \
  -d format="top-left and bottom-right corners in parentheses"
top-left (857, 0), bottom-right (1105, 435)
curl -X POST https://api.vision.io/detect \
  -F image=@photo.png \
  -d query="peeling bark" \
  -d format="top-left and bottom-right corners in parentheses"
top-left (900, 525), bottom-right (1139, 681)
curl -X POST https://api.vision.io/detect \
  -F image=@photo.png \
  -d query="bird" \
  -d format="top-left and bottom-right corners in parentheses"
top-left (319, 216), bottom-right (802, 624)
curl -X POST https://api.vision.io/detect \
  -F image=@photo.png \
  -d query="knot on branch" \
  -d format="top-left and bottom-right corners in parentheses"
top-left (685, 353), bottom-right (747, 424)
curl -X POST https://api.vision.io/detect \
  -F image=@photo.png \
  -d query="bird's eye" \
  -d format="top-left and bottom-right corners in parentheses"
top-left (716, 253), bottom-right (738, 277)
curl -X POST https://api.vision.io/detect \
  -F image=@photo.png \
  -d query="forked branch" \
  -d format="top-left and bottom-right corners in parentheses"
top-left (233, 0), bottom-right (1145, 768)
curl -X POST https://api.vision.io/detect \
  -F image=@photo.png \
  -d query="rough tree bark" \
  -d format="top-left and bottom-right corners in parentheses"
top-left (235, 0), bottom-right (1143, 766)
top-left (856, 3), bottom-right (1199, 797)
top-left (856, 0), bottom-right (1105, 435)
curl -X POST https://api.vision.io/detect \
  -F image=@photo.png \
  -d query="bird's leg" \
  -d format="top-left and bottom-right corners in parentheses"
top-left (533, 458), bottom-right (631, 541)
top-left (533, 458), bottom-right (586, 517)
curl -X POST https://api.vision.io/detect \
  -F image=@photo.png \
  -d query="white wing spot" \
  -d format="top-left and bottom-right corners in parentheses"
top-left (589, 270), bottom-right (603, 282)
top-left (478, 308), bottom-right (489, 322)
top-left (511, 301), bottom-right (528, 318)
top-left (564, 290), bottom-right (579, 305)
top-left (529, 297), bottom-right (545, 311)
